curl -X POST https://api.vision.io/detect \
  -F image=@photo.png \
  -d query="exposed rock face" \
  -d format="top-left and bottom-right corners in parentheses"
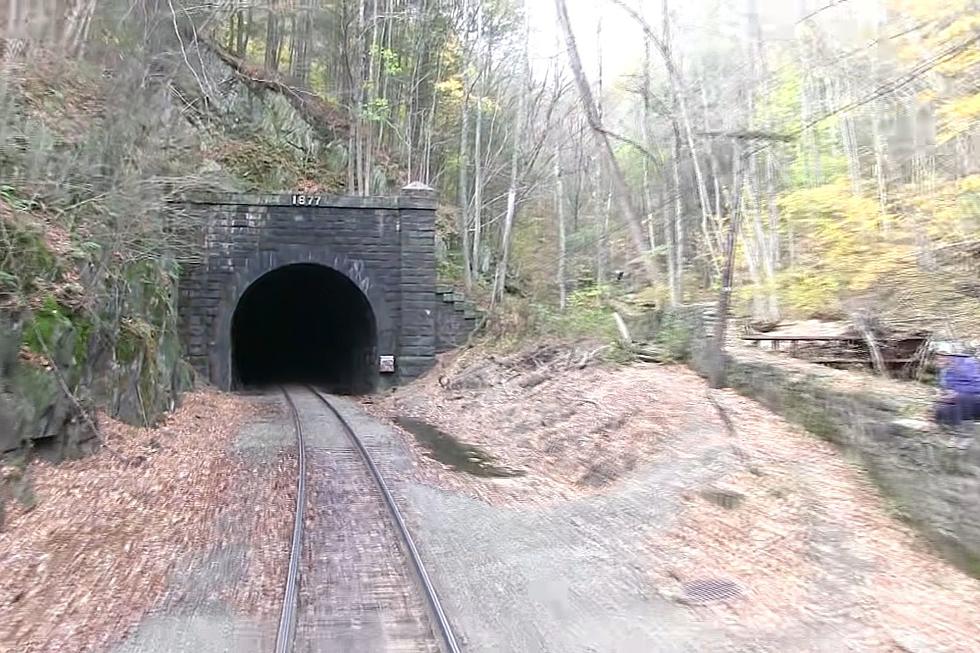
top-left (1, 265), bottom-right (191, 461)
top-left (0, 313), bottom-right (91, 458)
top-left (651, 306), bottom-right (980, 575)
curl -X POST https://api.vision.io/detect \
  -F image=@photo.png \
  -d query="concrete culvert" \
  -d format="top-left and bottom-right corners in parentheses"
top-left (231, 263), bottom-right (378, 393)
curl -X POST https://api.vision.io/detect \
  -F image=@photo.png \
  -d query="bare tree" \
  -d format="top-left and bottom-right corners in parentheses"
top-left (708, 150), bottom-right (745, 388)
top-left (556, 143), bottom-right (568, 310)
top-left (554, 0), bottom-right (657, 283)
top-left (457, 0), bottom-right (473, 290)
top-left (471, 1), bottom-right (485, 279)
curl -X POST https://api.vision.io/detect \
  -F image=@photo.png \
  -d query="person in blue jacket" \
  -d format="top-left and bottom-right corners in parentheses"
top-left (934, 342), bottom-right (980, 447)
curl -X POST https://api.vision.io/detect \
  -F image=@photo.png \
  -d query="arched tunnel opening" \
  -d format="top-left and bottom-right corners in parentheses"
top-left (231, 263), bottom-right (378, 394)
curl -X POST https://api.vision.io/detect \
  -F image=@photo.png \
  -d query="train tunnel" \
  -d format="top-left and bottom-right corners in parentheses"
top-left (231, 263), bottom-right (378, 393)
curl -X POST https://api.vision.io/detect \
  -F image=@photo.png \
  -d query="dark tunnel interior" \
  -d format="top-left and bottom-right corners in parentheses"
top-left (231, 263), bottom-right (378, 393)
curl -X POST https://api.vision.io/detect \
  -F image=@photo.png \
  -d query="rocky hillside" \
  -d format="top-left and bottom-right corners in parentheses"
top-left (0, 35), bottom-right (369, 465)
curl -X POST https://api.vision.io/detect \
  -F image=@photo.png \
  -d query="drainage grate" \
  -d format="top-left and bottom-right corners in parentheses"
top-left (700, 489), bottom-right (745, 510)
top-left (680, 578), bottom-right (743, 605)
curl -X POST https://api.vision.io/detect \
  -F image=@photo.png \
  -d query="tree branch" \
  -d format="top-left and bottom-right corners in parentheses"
top-left (698, 129), bottom-right (796, 142)
top-left (597, 127), bottom-right (664, 166)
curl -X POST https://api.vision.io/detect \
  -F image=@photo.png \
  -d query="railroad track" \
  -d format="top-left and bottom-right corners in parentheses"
top-left (277, 385), bottom-right (461, 653)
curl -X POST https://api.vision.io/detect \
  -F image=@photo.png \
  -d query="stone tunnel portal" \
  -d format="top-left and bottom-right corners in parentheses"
top-left (231, 263), bottom-right (378, 393)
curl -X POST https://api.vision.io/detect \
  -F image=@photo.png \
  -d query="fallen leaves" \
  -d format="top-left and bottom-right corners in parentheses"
top-left (372, 347), bottom-right (703, 505)
top-left (0, 390), bottom-right (294, 653)
top-left (375, 343), bottom-right (980, 651)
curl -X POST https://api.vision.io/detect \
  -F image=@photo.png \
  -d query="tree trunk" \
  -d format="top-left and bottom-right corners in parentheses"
top-left (241, 8), bottom-right (252, 57)
top-left (594, 17), bottom-right (607, 288)
top-left (361, 0), bottom-right (380, 195)
top-left (663, 186), bottom-right (679, 306)
top-left (700, 76), bottom-right (723, 228)
top-left (641, 14), bottom-right (659, 287)
top-left (234, 9), bottom-right (243, 56)
top-left (457, 0), bottom-right (473, 290)
top-left (747, 157), bottom-right (777, 320)
top-left (492, 0), bottom-right (529, 306)
top-left (671, 126), bottom-right (684, 301)
top-left (554, 0), bottom-right (657, 284)
top-left (423, 53), bottom-right (440, 184)
top-left (615, 0), bottom-right (715, 281)
top-left (265, 1), bottom-right (280, 72)
top-left (837, 80), bottom-right (862, 195)
top-left (470, 1), bottom-right (484, 280)
top-left (870, 6), bottom-right (889, 228)
top-left (708, 151), bottom-right (745, 389)
top-left (741, 204), bottom-right (767, 318)
top-left (592, 156), bottom-right (606, 287)
top-left (63, 0), bottom-right (97, 57)
top-left (556, 143), bottom-right (568, 311)
top-left (746, 0), bottom-right (779, 320)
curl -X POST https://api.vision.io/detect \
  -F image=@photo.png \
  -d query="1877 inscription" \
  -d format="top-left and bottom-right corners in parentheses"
top-left (291, 194), bottom-right (322, 206)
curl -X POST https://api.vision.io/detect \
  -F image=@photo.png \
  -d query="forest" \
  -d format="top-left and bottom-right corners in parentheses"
top-left (2, 0), bottom-right (980, 343)
top-left (5, 5), bottom-right (980, 648)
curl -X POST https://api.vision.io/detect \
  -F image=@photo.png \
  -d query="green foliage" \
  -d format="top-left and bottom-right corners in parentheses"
top-left (652, 311), bottom-right (693, 362)
top-left (363, 97), bottom-right (391, 123)
top-left (938, 91), bottom-right (980, 144)
top-left (893, 0), bottom-right (980, 143)
top-left (0, 185), bottom-right (36, 211)
top-left (371, 45), bottom-right (403, 76)
top-left (908, 174), bottom-right (980, 242)
top-left (437, 256), bottom-right (466, 286)
top-left (534, 287), bottom-right (617, 340)
top-left (773, 269), bottom-right (843, 317)
top-left (763, 58), bottom-right (802, 132)
top-left (22, 296), bottom-right (72, 354)
top-left (17, 295), bottom-right (91, 370)
top-left (0, 215), bottom-right (59, 298)
top-left (0, 270), bottom-right (18, 290)
top-left (72, 316), bottom-right (93, 367)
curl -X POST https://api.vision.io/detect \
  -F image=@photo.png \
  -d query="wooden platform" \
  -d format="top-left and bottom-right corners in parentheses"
top-left (740, 333), bottom-right (930, 375)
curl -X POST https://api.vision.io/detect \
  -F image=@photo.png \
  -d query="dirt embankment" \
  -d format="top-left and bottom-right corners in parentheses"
top-left (371, 341), bottom-right (980, 651)
top-left (0, 391), bottom-right (295, 653)
top-left (369, 340), bottom-right (703, 503)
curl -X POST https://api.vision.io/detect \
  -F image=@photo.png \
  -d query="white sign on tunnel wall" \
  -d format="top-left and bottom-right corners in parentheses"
top-left (291, 194), bottom-right (322, 206)
top-left (379, 356), bottom-right (395, 373)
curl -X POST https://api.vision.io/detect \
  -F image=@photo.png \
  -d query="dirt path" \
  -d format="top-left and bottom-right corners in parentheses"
top-left (362, 344), bottom-right (980, 652)
top-left (4, 348), bottom-right (978, 652)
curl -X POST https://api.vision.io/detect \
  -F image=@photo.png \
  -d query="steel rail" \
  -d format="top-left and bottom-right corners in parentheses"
top-left (276, 387), bottom-right (308, 653)
top-left (307, 386), bottom-right (463, 653)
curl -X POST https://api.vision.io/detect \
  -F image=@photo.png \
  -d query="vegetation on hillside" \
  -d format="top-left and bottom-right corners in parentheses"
top-left (3, 0), bottom-right (980, 350)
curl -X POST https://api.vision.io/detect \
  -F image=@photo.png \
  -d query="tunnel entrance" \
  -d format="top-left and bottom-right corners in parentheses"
top-left (231, 263), bottom-right (378, 393)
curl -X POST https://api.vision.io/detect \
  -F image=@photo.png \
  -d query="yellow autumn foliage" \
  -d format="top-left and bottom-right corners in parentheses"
top-left (891, 0), bottom-right (980, 141)
top-left (905, 174), bottom-right (980, 242)
top-left (775, 179), bottom-right (911, 314)
top-left (765, 169), bottom-right (980, 320)
top-left (938, 92), bottom-right (980, 143)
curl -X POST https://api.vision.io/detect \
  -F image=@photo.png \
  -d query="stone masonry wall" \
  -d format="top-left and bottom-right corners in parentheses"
top-left (177, 190), bottom-right (439, 390)
top-left (434, 287), bottom-right (481, 353)
top-left (650, 306), bottom-right (980, 575)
